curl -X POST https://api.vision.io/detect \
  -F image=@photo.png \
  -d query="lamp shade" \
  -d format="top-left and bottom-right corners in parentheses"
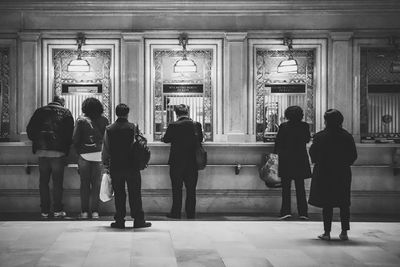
top-left (277, 58), bottom-right (298, 73)
top-left (67, 58), bottom-right (90, 72)
top-left (174, 58), bottom-right (197, 73)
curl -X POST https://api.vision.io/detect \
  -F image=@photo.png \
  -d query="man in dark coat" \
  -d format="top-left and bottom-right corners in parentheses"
top-left (26, 95), bottom-right (74, 218)
top-left (274, 106), bottom-right (311, 220)
top-left (102, 103), bottom-right (151, 229)
top-left (162, 104), bottom-right (203, 219)
top-left (309, 109), bottom-right (357, 241)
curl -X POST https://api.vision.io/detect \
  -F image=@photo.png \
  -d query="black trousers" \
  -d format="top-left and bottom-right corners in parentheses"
top-left (280, 177), bottom-right (308, 217)
top-left (169, 164), bottom-right (198, 218)
top-left (111, 169), bottom-right (144, 223)
top-left (38, 157), bottom-right (65, 213)
top-left (322, 206), bottom-right (350, 232)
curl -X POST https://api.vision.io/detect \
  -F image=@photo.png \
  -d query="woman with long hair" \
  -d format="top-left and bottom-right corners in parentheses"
top-left (73, 97), bottom-right (109, 219)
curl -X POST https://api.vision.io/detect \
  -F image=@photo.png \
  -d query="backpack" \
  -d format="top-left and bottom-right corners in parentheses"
top-left (130, 124), bottom-right (151, 170)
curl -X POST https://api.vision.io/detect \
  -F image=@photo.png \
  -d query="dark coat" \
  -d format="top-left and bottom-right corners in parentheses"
top-left (162, 117), bottom-right (203, 169)
top-left (26, 102), bottom-right (74, 155)
top-left (102, 118), bottom-right (139, 172)
top-left (274, 121), bottom-right (311, 180)
top-left (308, 128), bottom-right (357, 208)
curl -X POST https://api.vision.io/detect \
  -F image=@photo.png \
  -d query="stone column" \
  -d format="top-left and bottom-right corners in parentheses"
top-left (329, 32), bottom-right (354, 133)
top-left (17, 32), bottom-right (40, 138)
top-left (121, 33), bottom-right (145, 133)
top-left (224, 32), bottom-right (249, 142)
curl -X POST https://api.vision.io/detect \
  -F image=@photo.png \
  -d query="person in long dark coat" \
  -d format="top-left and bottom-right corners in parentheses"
top-left (274, 106), bottom-right (311, 220)
top-left (309, 109), bottom-right (357, 241)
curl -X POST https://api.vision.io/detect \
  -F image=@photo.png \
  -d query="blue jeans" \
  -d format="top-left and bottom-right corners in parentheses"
top-left (38, 157), bottom-right (65, 213)
top-left (78, 156), bottom-right (102, 213)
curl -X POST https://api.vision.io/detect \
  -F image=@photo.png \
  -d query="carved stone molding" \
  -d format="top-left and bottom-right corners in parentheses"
top-left (17, 32), bottom-right (40, 42)
top-left (225, 32), bottom-right (247, 42)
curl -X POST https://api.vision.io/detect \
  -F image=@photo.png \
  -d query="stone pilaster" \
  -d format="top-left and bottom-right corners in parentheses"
top-left (121, 33), bottom-right (145, 133)
top-left (17, 32), bottom-right (40, 138)
top-left (329, 32), bottom-right (354, 133)
top-left (224, 32), bottom-right (249, 142)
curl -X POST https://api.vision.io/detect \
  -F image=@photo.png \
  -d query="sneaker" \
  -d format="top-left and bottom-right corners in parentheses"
top-left (133, 221), bottom-right (152, 229)
top-left (92, 212), bottom-right (99, 219)
top-left (79, 212), bottom-right (89, 219)
top-left (54, 211), bottom-right (66, 218)
top-left (339, 232), bottom-right (349, 241)
top-left (299, 216), bottom-right (309, 220)
top-left (110, 221), bottom-right (125, 229)
top-left (279, 214), bottom-right (292, 220)
top-left (318, 233), bottom-right (331, 241)
top-left (41, 213), bottom-right (49, 219)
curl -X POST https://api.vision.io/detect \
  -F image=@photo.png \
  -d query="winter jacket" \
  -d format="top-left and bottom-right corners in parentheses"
top-left (26, 102), bottom-right (74, 155)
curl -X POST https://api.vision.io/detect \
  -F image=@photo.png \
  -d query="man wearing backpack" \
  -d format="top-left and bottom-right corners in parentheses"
top-left (26, 95), bottom-right (74, 219)
top-left (102, 103), bottom-right (151, 229)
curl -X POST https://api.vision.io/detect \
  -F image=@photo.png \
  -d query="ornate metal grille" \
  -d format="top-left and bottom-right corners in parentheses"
top-left (360, 48), bottom-right (400, 141)
top-left (52, 49), bottom-right (112, 120)
top-left (0, 47), bottom-right (10, 141)
top-left (255, 49), bottom-right (315, 141)
top-left (153, 49), bottom-right (213, 141)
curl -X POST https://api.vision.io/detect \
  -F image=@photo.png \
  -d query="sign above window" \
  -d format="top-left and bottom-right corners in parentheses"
top-left (62, 83), bottom-right (102, 94)
top-left (265, 84), bottom-right (306, 94)
top-left (163, 84), bottom-right (203, 94)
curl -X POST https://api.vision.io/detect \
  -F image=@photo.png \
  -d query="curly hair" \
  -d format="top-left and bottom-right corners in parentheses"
top-left (82, 97), bottom-right (104, 120)
top-left (284, 106), bottom-right (304, 122)
top-left (174, 104), bottom-right (189, 117)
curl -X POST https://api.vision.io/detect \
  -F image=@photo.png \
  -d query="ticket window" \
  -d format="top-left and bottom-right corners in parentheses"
top-left (255, 48), bottom-right (316, 142)
top-left (49, 46), bottom-right (113, 121)
top-left (61, 84), bottom-right (103, 120)
top-left (360, 48), bottom-right (400, 143)
top-left (151, 47), bottom-right (214, 141)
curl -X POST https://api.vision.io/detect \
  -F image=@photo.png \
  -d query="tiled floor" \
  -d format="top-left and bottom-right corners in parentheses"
top-left (0, 220), bottom-right (399, 267)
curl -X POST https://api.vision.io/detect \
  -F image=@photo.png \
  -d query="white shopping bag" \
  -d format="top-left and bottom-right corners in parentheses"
top-left (99, 173), bottom-right (114, 202)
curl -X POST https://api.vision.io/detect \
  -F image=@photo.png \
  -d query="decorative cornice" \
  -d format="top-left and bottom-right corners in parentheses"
top-left (121, 32), bottom-right (144, 42)
top-left (17, 32), bottom-right (41, 41)
top-left (225, 32), bottom-right (247, 42)
top-left (330, 31), bottom-right (354, 41)
top-left (1, 1), bottom-right (400, 14)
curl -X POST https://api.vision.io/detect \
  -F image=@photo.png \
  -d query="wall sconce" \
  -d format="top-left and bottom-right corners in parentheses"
top-left (277, 37), bottom-right (298, 74)
top-left (174, 33), bottom-right (197, 73)
top-left (67, 33), bottom-right (90, 72)
top-left (389, 36), bottom-right (400, 73)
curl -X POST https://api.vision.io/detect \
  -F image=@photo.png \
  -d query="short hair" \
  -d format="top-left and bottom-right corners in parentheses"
top-left (284, 106), bottom-right (304, 122)
top-left (174, 104), bottom-right (189, 117)
top-left (82, 97), bottom-right (104, 120)
top-left (324, 109), bottom-right (344, 128)
top-left (53, 95), bottom-right (65, 106)
top-left (115, 103), bottom-right (129, 117)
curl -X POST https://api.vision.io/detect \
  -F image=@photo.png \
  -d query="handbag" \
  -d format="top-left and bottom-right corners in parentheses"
top-left (259, 153), bottom-right (282, 188)
top-left (193, 122), bottom-right (207, 170)
top-left (99, 173), bottom-right (114, 202)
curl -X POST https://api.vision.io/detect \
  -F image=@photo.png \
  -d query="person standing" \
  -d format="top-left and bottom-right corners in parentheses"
top-left (309, 109), bottom-right (357, 241)
top-left (162, 104), bottom-right (203, 219)
top-left (26, 95), bottom-right (74, 218)
top-left (274, 106), bottom-right (311, 220)
top-left (73, 97), bottom-right (109, 219)
top-left (102, 103), bottom-right (151, 229)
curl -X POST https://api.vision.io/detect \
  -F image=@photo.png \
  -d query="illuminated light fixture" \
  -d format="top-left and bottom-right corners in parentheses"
top-left (174, 33), bottom-right (197, 73)
top-left (67, 33), bottom-right (90, 72)
top-left (389, 36), bottom-right (400, 73)
top-left (277, 37), bottom-right (298, 74)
